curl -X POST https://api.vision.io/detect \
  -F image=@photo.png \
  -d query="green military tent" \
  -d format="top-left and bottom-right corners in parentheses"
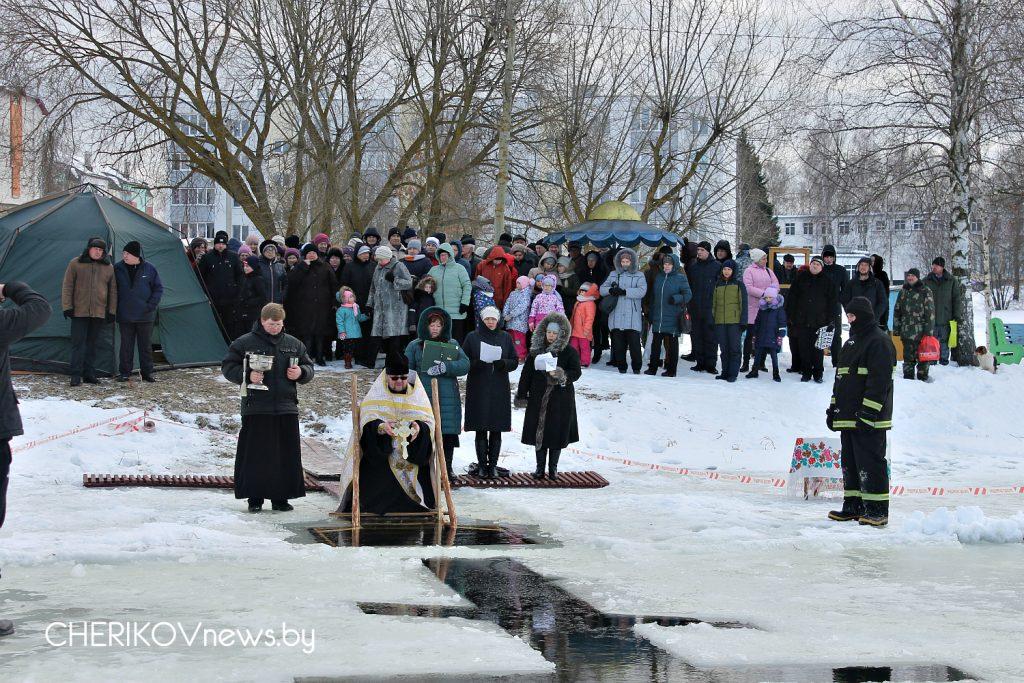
top-left (0, 185), bottom-right (227, 375)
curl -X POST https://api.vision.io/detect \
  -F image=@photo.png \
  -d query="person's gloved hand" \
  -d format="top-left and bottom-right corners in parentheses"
top-left (105, 313), bottom-right (115, 323)
top-left (459, 303), bottom-right (470, 314)
top-left (825, 406), bottom-right (836, 431)
top-left (426, 361), bottom-right (446, 376)
top-left (550, 367), bottom-right (567, 385)
top-left (514, 398), bottom-right (528, 409)
top-left (855, 409), bottom-right (878, 430)
top-left (63, 309), bottom-right (73, 320)
top-left (384, 271), bottom-right (395, 283)
top-left (609, 285), bottom-right (626, 297)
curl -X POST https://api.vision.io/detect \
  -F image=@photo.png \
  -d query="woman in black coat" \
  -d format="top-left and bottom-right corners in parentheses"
top-left (341, 247), bottom-right (377, 367)
top-left (238, 256), bottom-right (269, 334)
top-left (221, 304), bottom-right (315, 512)
top-left (514, 311), bottom-right (581, 480)
top-left (285, 245), bottom-right (337, 365)
top-left (463, 305), bottom-right (519, 479)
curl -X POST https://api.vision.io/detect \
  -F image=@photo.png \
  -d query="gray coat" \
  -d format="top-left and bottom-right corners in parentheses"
top-left (599, 248), bottom-right (647, 332)
top-left (368, 259), bottom-right (413, 338)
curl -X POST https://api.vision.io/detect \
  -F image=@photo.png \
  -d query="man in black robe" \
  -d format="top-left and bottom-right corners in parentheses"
top-left (340, 354), bottom-right (438, 515)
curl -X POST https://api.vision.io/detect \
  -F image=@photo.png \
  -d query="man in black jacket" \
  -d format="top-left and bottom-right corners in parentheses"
top-left (0, 281), bottom-right (51, 637)
top-left (786, 256), bottom-right (837, 383)
top-left (826, 296), bottom-right (896, 527)
top-left (199, 231), bottom-right (244, 340)
top-left (820, 245), bottom-right (849, 365)
top-left (841, 257), bottom-right (888, 330)
top-left (114, 241), bottom-right (164, 382)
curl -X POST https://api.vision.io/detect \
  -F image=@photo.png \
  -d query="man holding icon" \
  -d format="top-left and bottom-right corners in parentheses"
top-left (222, 303), bottom-right (315, 512)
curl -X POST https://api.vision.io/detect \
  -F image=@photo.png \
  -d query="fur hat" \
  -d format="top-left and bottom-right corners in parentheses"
top-left (327, 247), bottom-right (344, 260)
top-left (87, 237), bottom-right (107, 251)
top-left (301, 243), bottom-right (318, 258)
top-left (285, 234), bottom-right (301, 249)
top-left (460, 234), bottom-right (475, 246)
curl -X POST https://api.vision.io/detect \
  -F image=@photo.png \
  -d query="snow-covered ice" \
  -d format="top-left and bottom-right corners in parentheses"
top-left (1, 335), bottom-right (1023, 680)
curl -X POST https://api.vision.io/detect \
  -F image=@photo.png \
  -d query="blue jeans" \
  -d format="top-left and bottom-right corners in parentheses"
top-left (933, 323), bottom-right (950, 363)
top-left (714, 324), bottom-right (742, 380)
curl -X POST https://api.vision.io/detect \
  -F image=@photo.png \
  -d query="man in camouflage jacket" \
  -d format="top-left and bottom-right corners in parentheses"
top-left (892, 268), bottom-right (935, 381)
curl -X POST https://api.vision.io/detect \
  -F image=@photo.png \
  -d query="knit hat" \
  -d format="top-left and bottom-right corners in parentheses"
top-left (271, 235), bottom-right (286, 247)
top-left (284, 247), bottom-right (301, 261)
top-left (749, 248), bottom-right (767, 263)
top-left (214, 230), bottom-right (229, 245)
top-left (810, 255), bottom-right (825, 266)
top-left (388, 227), bottom-right (402, 239)
top-left (557, 256), bottom-right (573, 269)
top-left (431, 232), bottom-right (447, 243)
top-left (363, 227), bottom-right (381, 240)
top-left (313, 233), bottom-right (330, 245)
top-left (342, 246), bottom-right (355, 257)
top-left (374, 245), bottom-right (394, 261)
top-left (542, 274), bottom-right (557, 287)
top-left (698, 240), bottom-right (712, 252)
top-left (480, 306), bottom-right (500, 321)
top-left (285, 234), bottom-right (301, 249)
top-left (473, 275), bottom-right (494, 293)
top-left (245, 255), bottom-right (262, 270)
top-left (510, 244), bottom-right (527, 255)
top-left (407, 238), bottom-right (422, 251)
top-left (516, 275), bottom-right (532, 289)
top-left (933, 256), bottom-right (946, 268)
top-left (846, 296), bottom-right (875, 321)
top-left (238, 244), bottom-right (252, 257)
top-left (402, 226), bottom-right (418, 241)
top-left (720, 258), bottom-right (738, 272)
top-left (425, 236), bottom-right (440, 247)
top-left (905, 267), bottom-right (921, 279)
top-left (301, 243), bottom-right (318, 258)
top-left (122, 240), bottom-right (142, 258)
top-left (764, 286), bottom-right (779, 300)
top-left (357, 245), bottom-right (371, 257)
top-left (822, 244), bottom-right (837, 258)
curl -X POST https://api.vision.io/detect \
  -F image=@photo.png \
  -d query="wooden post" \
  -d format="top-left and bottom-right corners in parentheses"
top-left (350, 375), bottom-right (361, 530)
top-left (430, 378), bottom-right (458, 526)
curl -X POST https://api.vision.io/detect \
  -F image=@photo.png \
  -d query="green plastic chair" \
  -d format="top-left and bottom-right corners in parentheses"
top-left (989, 318), bottom-right (1024, 365)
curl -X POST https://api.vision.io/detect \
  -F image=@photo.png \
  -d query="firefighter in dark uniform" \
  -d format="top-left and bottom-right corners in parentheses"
top-left (826, 296), bottom-right (896, 527)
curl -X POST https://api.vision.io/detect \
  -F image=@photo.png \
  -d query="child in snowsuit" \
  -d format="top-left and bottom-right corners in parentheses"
top-left (472, 275), bottom-right (496, 331)
top-left (746, 287), bottom-right (786, 382)
top-left (503, 275), bottom-right (533, 361)
top-left (335, 286), bottom-right (367, 369)
top-left (409, 275), bottom-right (437, 334)
top-left (529, 274), bottom-right (565, 331)
top-left (570, 282), bottom-right (598, 368)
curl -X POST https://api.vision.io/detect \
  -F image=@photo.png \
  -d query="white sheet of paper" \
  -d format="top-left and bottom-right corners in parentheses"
top-left (534, 352), bottom-right (556, 371)
top-left (479, 342), bottom-right (502, 362)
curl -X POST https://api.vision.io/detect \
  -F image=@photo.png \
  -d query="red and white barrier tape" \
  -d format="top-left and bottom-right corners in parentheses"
top-left (12, 409), bottom-right (145, 453)
top-left (561, 443), bottom-right (1024, 497)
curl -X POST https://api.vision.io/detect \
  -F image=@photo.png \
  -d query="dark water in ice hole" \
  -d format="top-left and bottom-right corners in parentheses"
top-left (307, 522), bottom-right (550, 548)
top-left (348, 557), bottom-right (973, 683)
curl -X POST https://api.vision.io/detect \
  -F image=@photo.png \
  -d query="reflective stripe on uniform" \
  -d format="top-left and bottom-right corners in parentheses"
top-left (862, 398), bottom-right (883, 411)
top-left (861, 492), bottom-right (889, 501)
top-left (858, 416), bottom-right (893, 429)
top-left (833, 420), bottom-right (858, 429)
top-left (844, 490), bottom-right (862, 498)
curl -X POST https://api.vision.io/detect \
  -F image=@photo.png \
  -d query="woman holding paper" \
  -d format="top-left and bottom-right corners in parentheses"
top-left (514, 312), bottom-right (581, 480)
top-left (405, 306), bottom-right (470, 477)
top-left (463, 306), bottom-right (519, 479)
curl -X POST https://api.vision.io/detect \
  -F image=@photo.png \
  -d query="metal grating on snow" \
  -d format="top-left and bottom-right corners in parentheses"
top-left (82, 473), bottom-right (325, 492)
top-left (450, 471), bottom-right (608, 489)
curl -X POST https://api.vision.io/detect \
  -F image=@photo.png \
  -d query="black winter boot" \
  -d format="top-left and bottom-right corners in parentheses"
top-left (547, 449), bottom-right (561, 480)
top-left (744, 369), bottom-right (758, 379)
top-left (487, 435), bottom-right (501, 479)
top-left (474, 434), bottom-right (489, 478)
top-left (828, 497), bottom-right (864, 522)
top-left (903, 365), bottom-right (915, 380)
top-left (247, 498), bottom-right (264, 513)
top-left (917, 366), bottom-right (931, 382)
top-left (772, 370), bottom-right (781, 382)
top-left (533, 449), bottom-right (547, 479)
top-left (271, 500), bottom-right (294, 511)
top-left (858, 500), bottom-right (889, 527)
top-left (0, 619), bottom-right (14, 637)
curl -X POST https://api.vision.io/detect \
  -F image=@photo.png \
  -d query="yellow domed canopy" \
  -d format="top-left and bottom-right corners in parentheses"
top-left (586, 201), bottom-right (642, 222)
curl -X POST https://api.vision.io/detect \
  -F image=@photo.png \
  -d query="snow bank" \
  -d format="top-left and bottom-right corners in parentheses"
top-left (899, 506), bottom-right (1024, 544)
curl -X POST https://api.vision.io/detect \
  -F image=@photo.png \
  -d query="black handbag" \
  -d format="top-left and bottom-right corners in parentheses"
top-left (599, 276), bottom-right (621, 314)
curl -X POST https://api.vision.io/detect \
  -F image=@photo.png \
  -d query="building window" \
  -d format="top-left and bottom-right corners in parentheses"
top-left (173, 222), bottom-right (215, 239)
top-left (231, 225), bottom-right (253, 241)
top-left (971, 220), bottom-right (981, 234)
top-left (169, 151), bottom-right (190, 172)
top-left (802, 222), bottom-right (813, 235)
top-left (171, 187), bottom-right (215, 205)
top-left (875, 219), bottom-right (886, 231)
top-left (838, 220), bottom-right (850, 235)
top-left (784, 222), bottom-right (795, 236)
top-left (912, 218), bottom-right (923, 231)
top-left (894, 219), bottom-right (906, 230)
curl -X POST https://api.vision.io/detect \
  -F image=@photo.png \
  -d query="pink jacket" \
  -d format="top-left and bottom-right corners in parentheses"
top-left (741, 263), bottom-right (779, 324)
top-left (529, 291), bottom-right (564, 329)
